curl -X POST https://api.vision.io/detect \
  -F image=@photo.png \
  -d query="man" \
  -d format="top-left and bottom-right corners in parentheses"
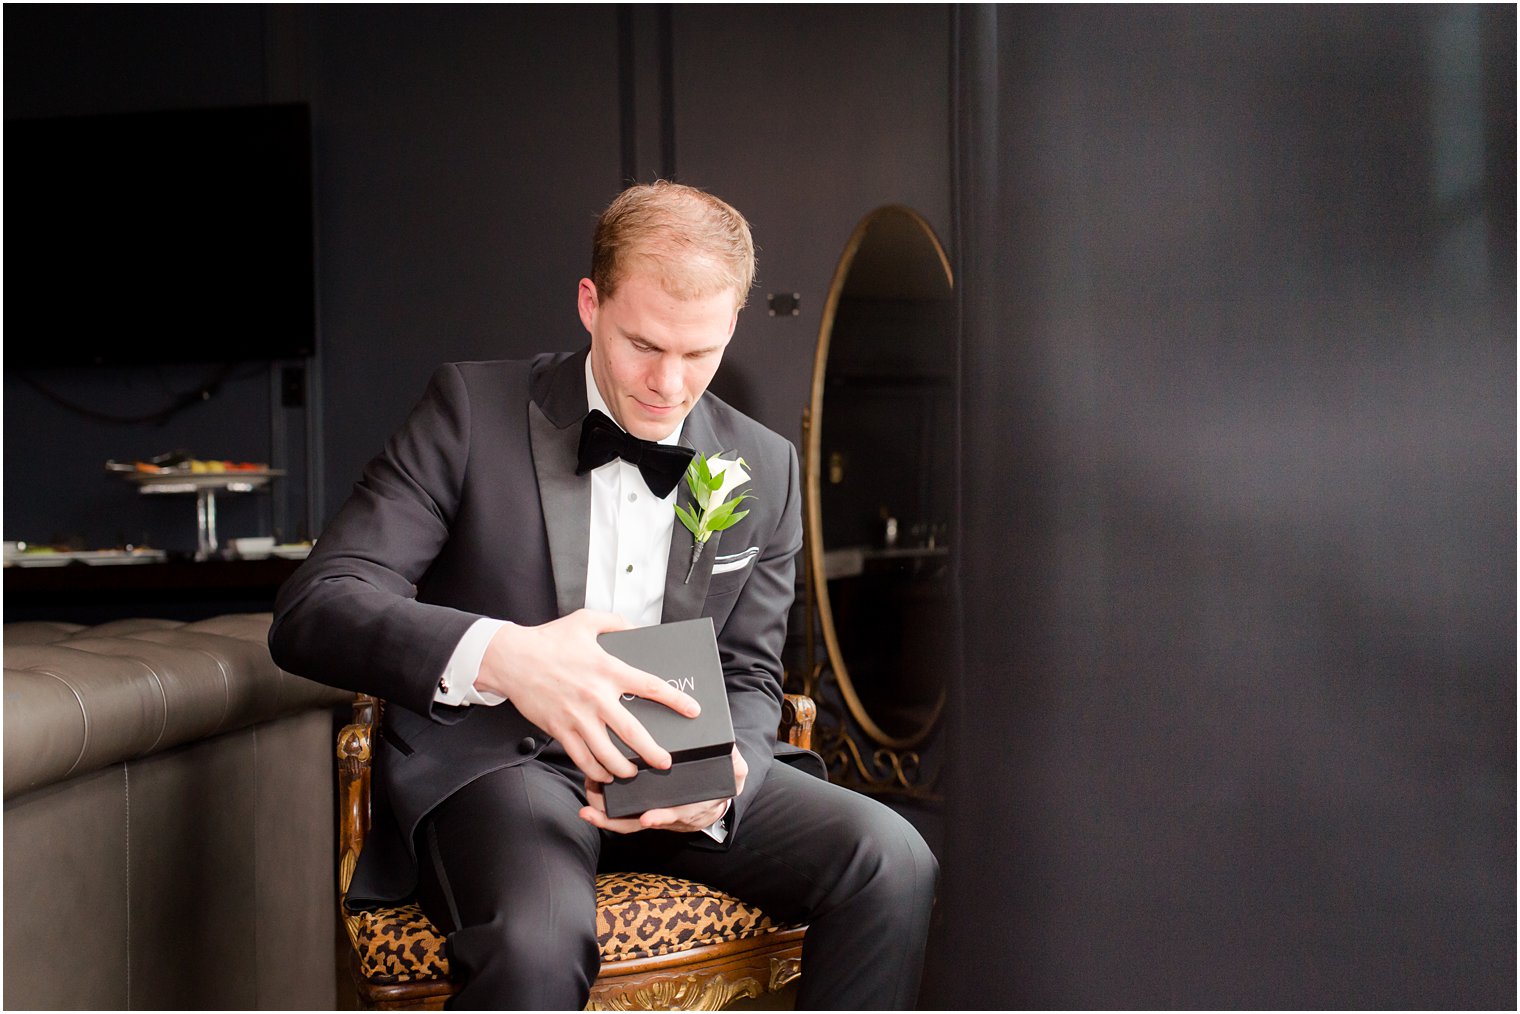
top-left (270, 181), bottom-right (937, 1009)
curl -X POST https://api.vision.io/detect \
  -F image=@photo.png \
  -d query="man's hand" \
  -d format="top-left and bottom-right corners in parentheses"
top-left (476, 609), bottom-right (701, 784)
top-left (580, 746), bottom-right (748, 835)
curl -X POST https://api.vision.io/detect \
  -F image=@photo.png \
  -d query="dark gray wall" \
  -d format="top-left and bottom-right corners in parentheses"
top-left (4, 5), bottom-right (267, 116)
top-left (304, 6), bottom-right (624, 514)
top-left (940, 6), bottom-right (1515, 1008)
top-left (4, 7), bottom-right (625, 551)
top-left (3, 5), bottom-right (949, 550)
top-left (674, 5), bottom-right (952, 447)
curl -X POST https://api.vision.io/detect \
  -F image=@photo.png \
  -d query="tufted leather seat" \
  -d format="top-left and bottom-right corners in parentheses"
top-left (4, 615), bottom-right (345, 797)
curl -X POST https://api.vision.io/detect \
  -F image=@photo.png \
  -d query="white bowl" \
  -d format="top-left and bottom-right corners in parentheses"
top-left (232, 537), bottom-right (276, 559)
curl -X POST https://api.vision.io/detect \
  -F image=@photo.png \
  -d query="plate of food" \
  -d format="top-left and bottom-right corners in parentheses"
top-left (107, 451), bottom-right (283, 489)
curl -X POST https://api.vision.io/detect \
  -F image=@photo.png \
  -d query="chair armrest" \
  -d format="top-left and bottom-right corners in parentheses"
top-left (780, 694), bottom-right (816, 752)
top-left (336, 694), bottom-right (379, 896)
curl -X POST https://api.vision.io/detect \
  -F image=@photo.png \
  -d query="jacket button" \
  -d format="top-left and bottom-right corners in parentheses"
top-left (517, 736), bottom-right (537, 755)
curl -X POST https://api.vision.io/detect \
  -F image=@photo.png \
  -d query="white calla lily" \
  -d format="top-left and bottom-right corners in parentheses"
top-left (705, 454), bottom-right (750, 504)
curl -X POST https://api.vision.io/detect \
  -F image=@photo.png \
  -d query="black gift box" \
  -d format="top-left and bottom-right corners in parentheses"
top-left (598, 617), bottom-right (736, 819)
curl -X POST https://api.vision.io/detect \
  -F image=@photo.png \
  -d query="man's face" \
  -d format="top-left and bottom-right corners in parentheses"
top-left (579, 271), bottom-right (738, 442)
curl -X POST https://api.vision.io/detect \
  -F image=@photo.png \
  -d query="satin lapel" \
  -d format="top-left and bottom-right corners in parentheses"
top-left (529, 399), bottom-right (590, 618)
top-left (661, 405), bottom-right (720, 622)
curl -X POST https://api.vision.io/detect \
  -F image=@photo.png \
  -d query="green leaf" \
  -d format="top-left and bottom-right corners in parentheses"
top-left (708, 508), bottom-right (749, 532)
top-left (702, 500), bottom-right (737, 526)
top-left (702, 493), bottom-right (751, 529)
top-left (673, 502), bottom-right (700, 536)
top-left (704, 477), bottom-right (725, 505)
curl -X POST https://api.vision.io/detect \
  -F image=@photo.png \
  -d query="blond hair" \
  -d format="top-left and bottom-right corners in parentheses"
top-left (591, 181), bottom-right (756, 309)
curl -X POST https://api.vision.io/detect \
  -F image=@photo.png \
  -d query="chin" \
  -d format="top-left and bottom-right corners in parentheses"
top-left (632, 422), bottom-right (680, 442)
top-left (627, 406), bottom-right (688, 440)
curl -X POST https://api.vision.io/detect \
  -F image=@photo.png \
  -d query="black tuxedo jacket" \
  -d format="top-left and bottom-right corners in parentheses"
top-left (270, 349), bottom-right (821, 905)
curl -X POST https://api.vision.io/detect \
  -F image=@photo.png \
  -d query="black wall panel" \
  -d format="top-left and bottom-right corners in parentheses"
top-left (306, 6), bottom-right (622, 510)
top-left (939, 7), bottom-right (1515, 1008)
top-left (672, 5), bottom-right (952, 444)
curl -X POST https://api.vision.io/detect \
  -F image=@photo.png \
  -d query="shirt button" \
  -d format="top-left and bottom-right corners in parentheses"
top-left (628, 492), bottom-right (638, 502)
top-left (625, 564), bottom-right (634, 573)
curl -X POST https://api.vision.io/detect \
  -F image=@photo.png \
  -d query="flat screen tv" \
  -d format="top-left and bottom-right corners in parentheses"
top-left (5, 103), bottom-right (315, 367)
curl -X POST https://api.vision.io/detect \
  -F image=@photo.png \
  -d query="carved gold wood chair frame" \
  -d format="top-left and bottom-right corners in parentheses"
top-left (337, 693), bottom-right (816, 1010)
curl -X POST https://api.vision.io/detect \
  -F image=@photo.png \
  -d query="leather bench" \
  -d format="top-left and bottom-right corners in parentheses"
top-left (3, 613), bottom-right (349, 1009)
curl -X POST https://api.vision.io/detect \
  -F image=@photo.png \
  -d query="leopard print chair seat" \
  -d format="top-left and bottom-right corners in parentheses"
top-left (339, 694), bottom-right (815, 1011)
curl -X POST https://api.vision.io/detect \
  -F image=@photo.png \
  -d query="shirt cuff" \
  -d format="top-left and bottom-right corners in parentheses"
top-left (699, 799), bottom-right (733, 842)
top-left (434, 618), bottom-right (510, 707)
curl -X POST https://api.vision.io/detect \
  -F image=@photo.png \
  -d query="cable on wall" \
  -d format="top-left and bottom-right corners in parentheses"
top-left (14, 362), bottom-right (248, 427)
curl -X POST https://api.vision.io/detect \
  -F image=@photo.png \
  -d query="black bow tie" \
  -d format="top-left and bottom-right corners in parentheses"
top-left (575, 409), bottom-right (695, 498)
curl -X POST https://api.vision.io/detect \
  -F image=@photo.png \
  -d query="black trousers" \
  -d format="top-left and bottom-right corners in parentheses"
top-left (414, 749), bottom-right (938, 1010)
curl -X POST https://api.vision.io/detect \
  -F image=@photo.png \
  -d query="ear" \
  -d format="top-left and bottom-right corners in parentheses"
top-left (725, 309), bottom-right (739, 340)
top-left (577, 278), bottom-right (599, 334)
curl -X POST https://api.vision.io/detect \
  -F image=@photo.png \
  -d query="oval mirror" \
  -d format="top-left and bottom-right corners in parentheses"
top-left (804, 206), bottom-right (954, 752)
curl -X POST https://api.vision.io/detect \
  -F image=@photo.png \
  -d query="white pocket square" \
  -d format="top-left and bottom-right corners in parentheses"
top-left (711, 547), bottom-right (759, 575)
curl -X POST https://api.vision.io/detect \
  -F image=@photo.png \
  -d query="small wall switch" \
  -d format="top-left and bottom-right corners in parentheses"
top-left (767, 292), bottom-right (801, 317)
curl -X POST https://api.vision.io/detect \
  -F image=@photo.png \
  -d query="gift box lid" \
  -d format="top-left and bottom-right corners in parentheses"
top-left (599, 617), bottom-right (735, 763)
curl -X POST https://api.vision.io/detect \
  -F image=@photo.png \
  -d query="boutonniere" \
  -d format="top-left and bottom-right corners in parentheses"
top-left (674, 452), bottom-right (752, 583)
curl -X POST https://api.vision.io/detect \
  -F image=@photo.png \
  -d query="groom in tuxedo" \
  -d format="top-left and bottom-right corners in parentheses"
top-left (270, 181), bottom-right (937, 1009)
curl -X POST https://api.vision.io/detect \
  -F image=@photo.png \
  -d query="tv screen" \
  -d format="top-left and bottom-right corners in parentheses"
top-left (4, 103), bottom-right (316, 367)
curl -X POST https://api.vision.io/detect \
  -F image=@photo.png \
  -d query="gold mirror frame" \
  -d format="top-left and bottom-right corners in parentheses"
top-left (803, 205), bottom-right (954, 752)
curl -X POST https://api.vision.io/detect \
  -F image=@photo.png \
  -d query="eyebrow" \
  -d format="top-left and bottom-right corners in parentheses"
top-left (623, 330), bottom-right (723, 356)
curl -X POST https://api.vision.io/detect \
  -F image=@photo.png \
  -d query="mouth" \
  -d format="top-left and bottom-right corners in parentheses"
top-left (633, 399), bottom-right (682, 415)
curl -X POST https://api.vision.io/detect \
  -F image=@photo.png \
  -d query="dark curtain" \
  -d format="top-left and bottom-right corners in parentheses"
top-left (936, 6), bottom-right (1515, 1008)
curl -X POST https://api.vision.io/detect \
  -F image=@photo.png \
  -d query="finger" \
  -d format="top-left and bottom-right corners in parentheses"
top-left (579, 805), bottom-right (643, 834)
top-left (641, 800), bottom-right (722, 830)
top-left (619, 666), bottom-right (701, 718)
top-left (638, 807), bottom-right (678, 828)
top-left (560, 734), bottom-right (617, 785)
top-left (576, 722), bottom-right (641, 780)
top-left (603, 707), bottom-right (672, 771)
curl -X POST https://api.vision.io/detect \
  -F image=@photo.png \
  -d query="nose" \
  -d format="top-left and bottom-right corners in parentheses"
top-left (647, 355), bottom-right (682, 400)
